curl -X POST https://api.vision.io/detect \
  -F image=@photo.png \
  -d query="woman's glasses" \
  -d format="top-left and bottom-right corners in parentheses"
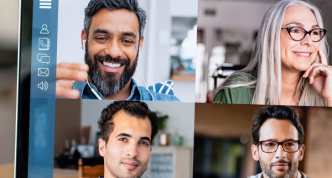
top-left (281, 26), bottom-right (326, 42)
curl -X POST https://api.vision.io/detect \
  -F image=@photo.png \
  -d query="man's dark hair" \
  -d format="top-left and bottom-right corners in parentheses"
top-left (84, 0), bottom-right (146, 40)
top-left (252, 106), bottom-right (304, 145)
top-left (98, 101), bottom-right (159, 144)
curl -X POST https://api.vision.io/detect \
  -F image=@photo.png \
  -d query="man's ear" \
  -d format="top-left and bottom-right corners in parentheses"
top-left (299, 144), bottom-right (305, 161)
top-left (150, 146), bottom-right (152, 152)
top-left (139, 36), bottom-right (144, 50)
top-left (81, 29), bottom-right (87, 50)
top-left (99, 138), bottom-right (106, 157)
top-left (251, 144), bottom-right (259, 161)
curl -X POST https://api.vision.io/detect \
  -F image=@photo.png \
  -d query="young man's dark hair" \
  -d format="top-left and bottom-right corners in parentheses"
top-left (84, 0), bottom-right (146, 40)
top-left (98, 101), bottom-right (159, 144)
top-left (252, 106), bottom-right (305, 145)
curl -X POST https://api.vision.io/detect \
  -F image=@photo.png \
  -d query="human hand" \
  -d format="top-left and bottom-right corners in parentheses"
top-left (56, 63), bottom-right (89, 99)
top-left (303, 48), bottom-right (332, 106)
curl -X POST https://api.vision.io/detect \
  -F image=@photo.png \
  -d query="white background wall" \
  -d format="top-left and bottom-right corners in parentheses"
top-left (57, 0), bottom-right (197, 102)
top-left (56, 0), bottom-right (89, 65)
top-left (80, 100), bottom-right (195, 148)
top-left (170, 0), bottom-right (198, 17)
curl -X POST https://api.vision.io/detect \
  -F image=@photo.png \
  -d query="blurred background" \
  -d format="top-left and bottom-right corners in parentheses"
top-left (194, 103), bottom-right (332, 178)
top-left (195, 0), bottom-right (332, 103)
top-left (52, 99), bottom-right (194, 178)
top-left (0, 0), bottom-right (20, 177)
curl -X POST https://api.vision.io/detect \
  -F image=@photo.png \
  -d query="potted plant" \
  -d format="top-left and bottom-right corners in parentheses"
top-left (155, 112), bottom-right (170, 146)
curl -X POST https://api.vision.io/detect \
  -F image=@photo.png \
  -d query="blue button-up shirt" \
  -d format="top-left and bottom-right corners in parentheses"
top-left (72, 78), bottom-right (180, 101)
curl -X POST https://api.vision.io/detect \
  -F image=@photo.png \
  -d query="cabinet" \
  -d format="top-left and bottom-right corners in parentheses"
top-left (142, 146), bottom-right (192, 178)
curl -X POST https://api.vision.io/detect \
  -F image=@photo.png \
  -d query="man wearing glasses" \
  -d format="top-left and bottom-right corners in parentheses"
top-left (249, 106), bottom-right (309, 178)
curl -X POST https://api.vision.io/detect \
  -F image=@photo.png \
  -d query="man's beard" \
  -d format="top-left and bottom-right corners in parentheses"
top-left (259, 157), bottom-right (298, 178)
top-left (85, 45), bottom-right (138, 97)
top-left (107, 157), bottom-right (147, 178)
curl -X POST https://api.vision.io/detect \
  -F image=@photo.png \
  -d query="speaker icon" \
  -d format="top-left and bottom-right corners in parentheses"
top-left (38, 81), bottom-right (48, 91)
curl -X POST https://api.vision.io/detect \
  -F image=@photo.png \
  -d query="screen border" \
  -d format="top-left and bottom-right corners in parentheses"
top-left (15, 0), bottom-right (33, 177)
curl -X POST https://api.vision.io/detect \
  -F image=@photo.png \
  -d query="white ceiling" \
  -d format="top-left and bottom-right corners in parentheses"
top-left (0, 0), bottom-right (19, 51)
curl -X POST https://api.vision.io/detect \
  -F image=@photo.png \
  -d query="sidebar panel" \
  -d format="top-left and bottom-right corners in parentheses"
top-left (28, 0), bottom-right (58, 177)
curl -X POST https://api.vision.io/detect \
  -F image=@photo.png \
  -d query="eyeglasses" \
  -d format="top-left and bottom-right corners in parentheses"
top-left (281, 26), bottom-right (326, 42)
top-left (259, 140), bottom-right (300, 153)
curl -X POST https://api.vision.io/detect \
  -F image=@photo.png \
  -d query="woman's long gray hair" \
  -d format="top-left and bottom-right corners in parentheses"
top-left (213, 0), bottom-right (329, 106)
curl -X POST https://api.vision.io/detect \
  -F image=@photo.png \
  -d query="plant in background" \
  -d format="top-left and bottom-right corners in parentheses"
top-left (155, 111), bottom-right (168, 131)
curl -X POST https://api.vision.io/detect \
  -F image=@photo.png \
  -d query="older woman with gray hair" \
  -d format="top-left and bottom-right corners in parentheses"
top-left (213, 0), bottom-right (332, 106)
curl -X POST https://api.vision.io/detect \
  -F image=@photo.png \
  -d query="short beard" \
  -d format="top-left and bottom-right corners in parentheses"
top-left (84, 42), bottom-right (138, 97)
top-left (108, 157), bottom-right (146, 178)
top-left (259, 157), bottom-right (298, 178)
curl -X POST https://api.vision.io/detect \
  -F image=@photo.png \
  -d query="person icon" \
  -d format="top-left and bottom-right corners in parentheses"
top-left (40, 24), bottom-right (49, 34)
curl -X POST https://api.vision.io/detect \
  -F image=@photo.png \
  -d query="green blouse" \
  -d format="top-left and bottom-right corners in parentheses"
top-left (213, 72), bottom-right (256, 104)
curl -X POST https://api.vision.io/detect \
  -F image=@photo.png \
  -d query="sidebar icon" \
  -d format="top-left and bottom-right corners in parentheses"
top-left (39, 0), bottom-right (52, 9)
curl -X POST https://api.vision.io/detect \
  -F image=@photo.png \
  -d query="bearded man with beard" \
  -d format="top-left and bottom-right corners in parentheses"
top-left (55, 0), bottom-right (180, 101)
top-left (249, 106), bottom-right (310, 178)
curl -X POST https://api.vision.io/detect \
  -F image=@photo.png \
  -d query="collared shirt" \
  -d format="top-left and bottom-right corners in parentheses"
top-left (248, 171), bottom-right (306, 178)
top-left (72, 78), bottom-right (180, 101)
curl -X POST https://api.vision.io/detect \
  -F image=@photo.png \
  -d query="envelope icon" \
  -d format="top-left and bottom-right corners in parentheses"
top-left (38, 68), bottom-right (49, 77)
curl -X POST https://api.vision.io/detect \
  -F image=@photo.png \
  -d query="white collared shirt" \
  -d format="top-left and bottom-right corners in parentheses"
top-left (297, 170), bottom-right (302, 178)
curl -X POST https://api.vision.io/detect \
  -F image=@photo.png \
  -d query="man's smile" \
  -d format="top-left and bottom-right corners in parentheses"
top-left (98, 60), bottom-right (126, 73)
top-left (103, 61), bottom-right (122, 68)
